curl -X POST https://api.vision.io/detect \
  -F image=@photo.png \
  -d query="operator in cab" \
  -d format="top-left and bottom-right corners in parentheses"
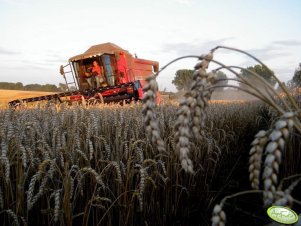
top-left (85, 61), bottom-right (104, 88)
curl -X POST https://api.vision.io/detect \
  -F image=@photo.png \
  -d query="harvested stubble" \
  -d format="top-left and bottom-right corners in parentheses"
top-left (0, 100), bottom-right (277, 226)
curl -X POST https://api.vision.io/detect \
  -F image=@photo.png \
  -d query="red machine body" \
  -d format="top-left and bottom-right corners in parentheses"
top-left (67, 42), bottom-right (160, 103)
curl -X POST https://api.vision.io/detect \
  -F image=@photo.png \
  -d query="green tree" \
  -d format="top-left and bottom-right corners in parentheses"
top-left (0, 82), bottom-right (61, 91)
top-left (15, 82), bottom-right (24, 90)
top-left (172, 69), bottom-right (228, 92)
top-left (69, 86), bottom-right (77, 91)
top-left (58, 83), bottom-right (68, 92)
top-left (292, 63), bottom-right (301, 87)
top-left (43, 84), bottom-right (59, 92)
top-left (239, 64), bottom-right (276, 89)
top-left (172, 69), bottom-right (194, 91)
top-left (0, 82), bottom-right (15, 90)
top-left (24, 84), bottom-right (43, 91)
top-left (23, 83), bottom-right (60, 92)
top-left (215, 71), bottom-right (228, 91)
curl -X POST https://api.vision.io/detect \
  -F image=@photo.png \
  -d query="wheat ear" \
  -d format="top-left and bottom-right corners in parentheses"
top-left (275, 177), bottom-right (301, 207)
top-left (263, 112), bottom-right (295, 206)
top-left (6, 209), bottom-right (20, 226)
top-left (211, 204), bottom-right (226, 226)
top-left (54, 189), bottom-right (61, 222)
top-left (174, 51), bottom-right (216, 173)
top-left (142, 76), bottom-right (166, 153)
top-left (249, 130), bottom-right (269, 189)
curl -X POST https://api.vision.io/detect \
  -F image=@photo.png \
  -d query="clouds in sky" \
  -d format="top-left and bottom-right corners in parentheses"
top-left (272, 40), bottom-right (301, 46)
top-left (0, 0), bottom-right (300, 91)
top-left (158, 37), bottom-right (301, 87)
top-left (174, 0), bottom-right (193, 5)
top-left (0, 47), bottom-right (20, 55)
top-left (240, 40), bottom-right (301, 80)
top-left (161, 38), bottom-right (235, 56)
top-left (245, 46), bottom-right (290, 62)
top-left (0, 0), bottom-right (24, 5)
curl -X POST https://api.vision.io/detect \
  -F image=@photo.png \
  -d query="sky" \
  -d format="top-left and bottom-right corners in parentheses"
top-left (0, 0), bottom-right (300, 91)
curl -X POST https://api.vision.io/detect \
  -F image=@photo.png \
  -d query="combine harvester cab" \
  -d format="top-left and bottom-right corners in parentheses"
top-left (9, 42), bottom-right (160, 106)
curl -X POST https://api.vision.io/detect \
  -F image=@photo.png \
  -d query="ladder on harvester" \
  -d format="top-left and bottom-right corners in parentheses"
top-left (59, 63), bottom-right (78, 91)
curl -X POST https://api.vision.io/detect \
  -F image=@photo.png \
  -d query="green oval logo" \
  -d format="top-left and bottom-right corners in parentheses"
top-left (267, 206), bottom-right (299, 224)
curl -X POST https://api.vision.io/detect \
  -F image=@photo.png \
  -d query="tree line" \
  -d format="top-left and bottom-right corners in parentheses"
top-left (287, 63), bottom-right (301, 88)
top-left (0, 82), bottom-right (70, 92)
top-left (172, 63), bottom-right (301, 92)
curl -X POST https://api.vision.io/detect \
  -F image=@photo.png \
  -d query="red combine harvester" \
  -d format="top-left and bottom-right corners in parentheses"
top-left (9, 43), bottom-right (160, 106)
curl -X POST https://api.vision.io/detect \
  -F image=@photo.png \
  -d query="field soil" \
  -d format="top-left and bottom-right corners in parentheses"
top-left (0, 89), bottom-right (57, 108)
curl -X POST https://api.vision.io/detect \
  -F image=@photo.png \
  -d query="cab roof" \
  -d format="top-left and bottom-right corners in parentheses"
top-left (69, 42), bottom-right (130, 62)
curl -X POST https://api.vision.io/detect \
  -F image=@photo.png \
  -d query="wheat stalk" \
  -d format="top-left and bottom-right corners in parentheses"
top-left (0, 185), bottom-right (3, 209)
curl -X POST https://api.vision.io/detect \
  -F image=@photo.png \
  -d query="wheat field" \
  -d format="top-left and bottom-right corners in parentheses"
top-left (0, 101), bottom-right (267, 225)
top-left (0, 48), bottom-right (301, 226)
top-left (0, 99), bottom-right (300, 226)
